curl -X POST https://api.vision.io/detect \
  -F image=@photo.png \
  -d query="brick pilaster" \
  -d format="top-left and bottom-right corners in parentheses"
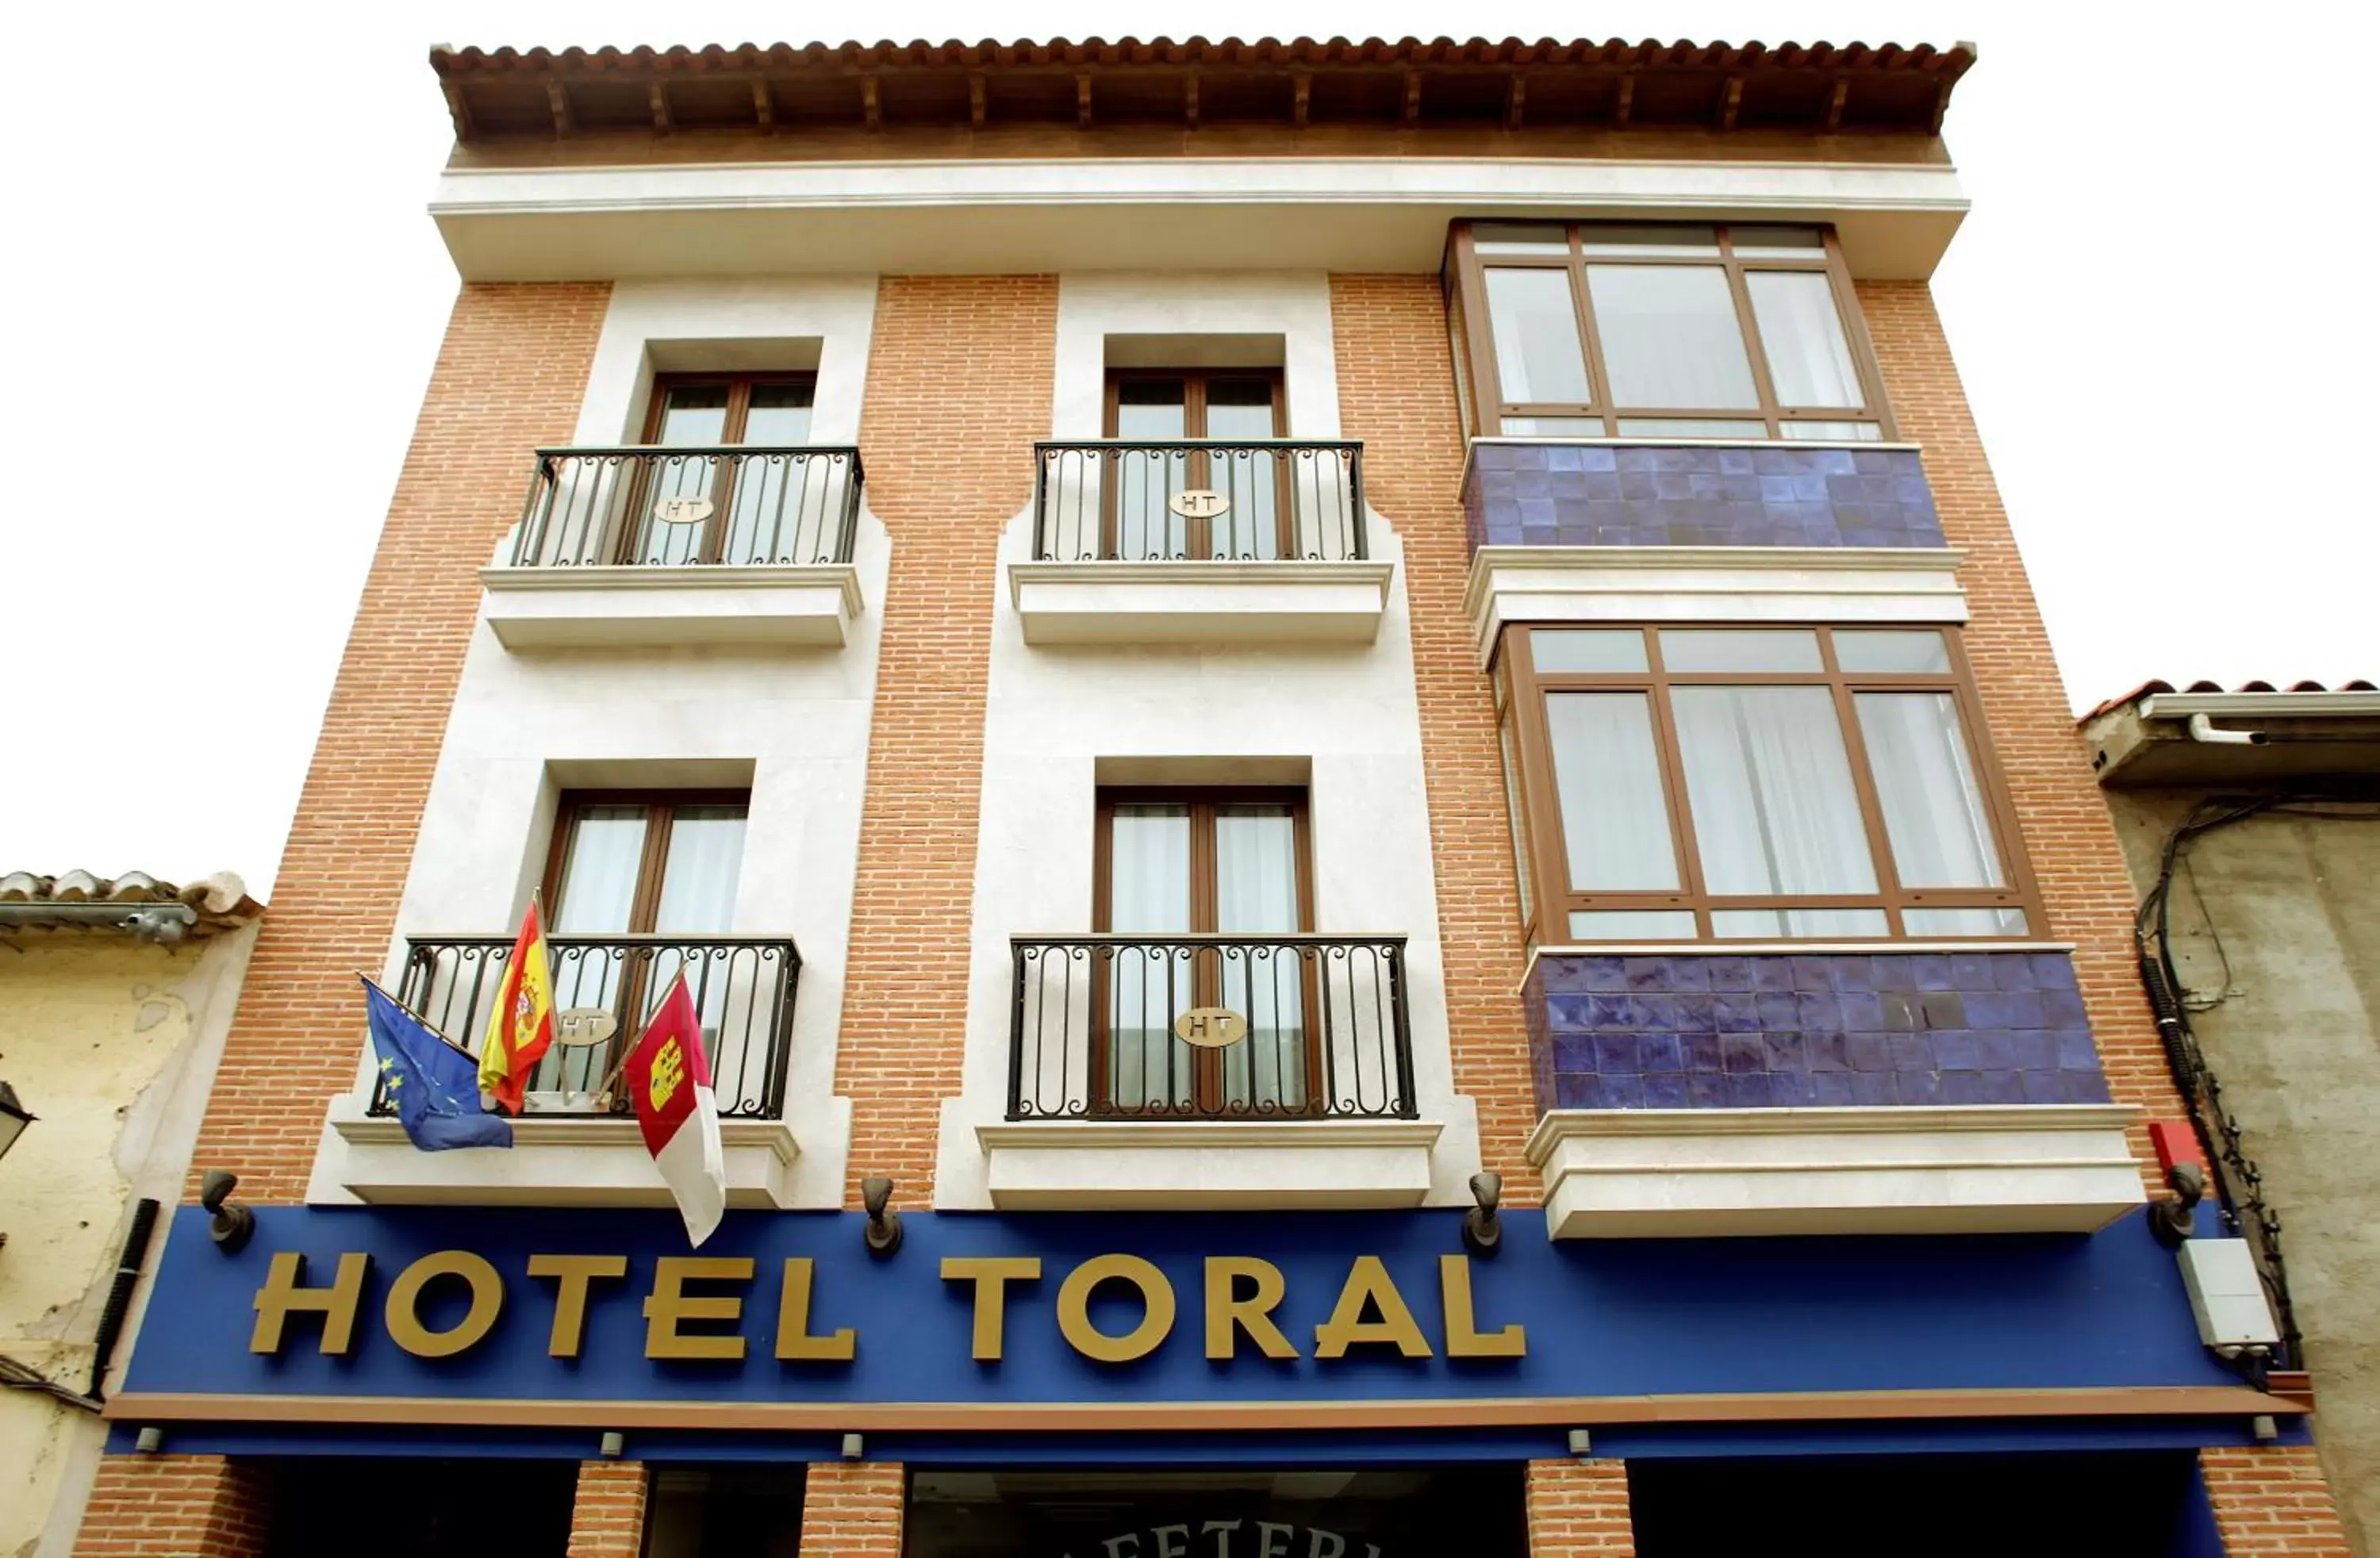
top-left (2201, 1447), bottom-right (2352, 1556)
top-left (1525, 1458), bottom-right (1635, 1556)
top-left (798, 1461), bottom-right (904, 1557)
top-left (74, 1453), bottom-right (272, 1558)
top-left (566, 1460), bottom-right (649, 1557)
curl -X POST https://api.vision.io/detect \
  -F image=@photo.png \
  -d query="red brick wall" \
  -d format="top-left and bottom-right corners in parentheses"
top-left (566, 1460), bottom-right (649, 1557)
top-left (1858, 281), bottom-right (2190, 1180)
top-left (191, 282), bottom-right (612, 1204)
top-left (1525, 1458), bottom-right (1635, 1556)
top-left (1330, 273), bottom-right (1544, 1203)
top-left (74, 1454), bottom-right (272, 1558)
top-left (798, 1462), bottom-right (905, 1557)
top-left (2202, 1447), bottom-right (2353, 1556)
top-left (835, 276), bottom-right (1060, 1206)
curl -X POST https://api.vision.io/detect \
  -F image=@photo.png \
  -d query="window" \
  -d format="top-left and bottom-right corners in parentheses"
top-left (1449, 222), bottom-right (1894, 441)
top-left (630, 371), bottom-right (820, 565)
top-left (1495, 627), bottom-right (2036, 944)
top-left (1104, 368), bottom-right (1290, 559)
top-left (1093, 787), bottom-right (1315, 1115)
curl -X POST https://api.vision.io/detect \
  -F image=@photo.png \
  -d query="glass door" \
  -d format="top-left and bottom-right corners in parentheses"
top-left (1104, 370), bottom-right (1287, 559)
top-left (1095, 789), bottom-right (1314, 1115)
top-left (631, 374), bottom-right (816, 565)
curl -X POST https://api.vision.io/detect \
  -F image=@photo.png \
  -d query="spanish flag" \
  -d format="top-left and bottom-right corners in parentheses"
top-left (478, 895), bottom-right (556, 1114)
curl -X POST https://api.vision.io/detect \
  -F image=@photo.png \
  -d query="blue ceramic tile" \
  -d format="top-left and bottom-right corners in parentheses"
top-left (1536, 958), bottom-right (1595, 993)
top-left (1599, 1073), bottom-right (1646, 1109)
top-left (1668, 959), bottom-right (1710, 992)
top-left (1752, 957), bottom-right (1796, 993)
top-left (1791, 957), bottom-right (1837, 992)
top-left (1704, 955), bottom-right (1753, 993)
top-left (1994, 956), bottom-right (2039, 992)
top-left (1595, 1034), bottom-right (1641, 1075)
top-left (1545, 994), bottom-right (1595, 1031)
top-left (1764, 1032), bottom-right (1808, 1073)
top-left (1795, 993), bottom-right (1846, 1034)
top-left (1840, 992), bottom-right (1884, 1032)
top-left (1880, 992), bottom-right (1921, 1032)
top-left (1978, 1032), bottom-right (2019, 1072)
top-left (1640, 1034), bottom-right (1683, 1073)
top-left (1643, 1073), bottom-right (1691, 1108)
top-left (1951, 954), bottom-right (1997, 990)
top-left (2062, 1069), bottom-right (2112, 1103)
top-left (1768, 1070), bottom-right (1817, 1106)
top-left (2057, 1031), bottom-right (2100, 1071)
top-left (1912, 955), bottom-right (1956, 991)
top-left (1553, 1035), bottom-right (1597, 1073)
top-left (1681, 1032), bottom-right (1724, 1073)
top-left (2021, 1069), bottom-right (2066, 1104)
top-left (1624, 957), bottom-right (1668, 992)
top-left (1676, 994), bottom-right (1718, 1030)
top-left (1724, 1073), bottom-right (1775, 1107)
top-left (1714, 996), bottom-right (1760, 1033)
top-left (1581, 957), bottom-right (1630, 992)
top-left (1810, 1071), bottom-right (1860, 1106)
top-left (2043, 991), bottom-right (2089, 1027)
top-left (1833, 960), bottom-right (1876, 993)
top-left (1721, 1034), bottom-right (1768, 1074)
top-left (1887, 1032), bottom-right (1933, 1071)
top-left (1850, 1072), bottom-right (1896, 1106)
top-left (1977, 1070), bottom-right (2026, 1105)
top-left (1686, 1073), bottom-right (1728, 1107)
top-left (1756, 992), bottom-right (1801, 1030)
top-left (1846, 1032), bottom-right (1893, 1073)
top-left (1807, 1032), bottom-right (1851, 1073)
top-left (1555, 1073), bottom-right (1599, 1110)
top-left (2010, 1030), bottom-right (2056, 1072)
top-left (1941, 1071), bottom-right (1987, 1105)
top-left (1894, 1069), bottom-right (1944, 1106)
top-left (2031, 953), bottom-right (2079, 990)
top-left (1932, 1030), bottom-right (1981, 1070)
top-left (1920, 992), bottom-right (1967, 1029)
top-left (1638, 995), bottom-right (1682, 1030)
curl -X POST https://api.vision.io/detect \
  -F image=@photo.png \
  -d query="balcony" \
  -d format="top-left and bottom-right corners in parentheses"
top-left (1009, 439), bottom-right (1394, 645)
top-left (327, 934), bottom-right (807, 1207)
top-left (481, 445), bottom-right (866, 648)
top-left (977, 933), bottom-right (1442, 1209)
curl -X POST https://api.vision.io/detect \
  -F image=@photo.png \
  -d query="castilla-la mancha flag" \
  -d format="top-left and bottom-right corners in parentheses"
top-left (478, 895), bottom-right (556, 1115)
top-left (625, 971), bottom-right (727, 1247)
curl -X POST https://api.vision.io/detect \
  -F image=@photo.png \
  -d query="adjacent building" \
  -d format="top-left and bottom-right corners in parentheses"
top-left (61, 35), bottom-right (2358, 1557)
top-left (0, 871), bottom-right (263, 1558)
top-left (2086, 680), bottom-right (2380, 1555)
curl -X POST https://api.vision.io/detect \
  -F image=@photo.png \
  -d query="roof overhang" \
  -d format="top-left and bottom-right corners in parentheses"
top-left (2084, 692), bottom-right (2380, 789)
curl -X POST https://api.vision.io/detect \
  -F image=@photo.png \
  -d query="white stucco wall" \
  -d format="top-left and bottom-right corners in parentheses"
top-left (305, 277), bottom-right (885, 1211)
top-left (934, 271), bottom-right (1480, 1208)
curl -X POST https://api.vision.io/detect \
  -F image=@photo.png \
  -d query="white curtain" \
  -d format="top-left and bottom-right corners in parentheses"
top-left (1484, 268), bottom-right (1592, 404)
top-left (655, 809), bottom-right (746, 931)
top-left (1746, 271), bottom-right (1863, 409)
top-left (1203, 395), bottom-right (1281, 560)
top-left (1545, 693), bottom-right (1679, 890)
top-left (1114, 394), bottom-right (1188, 560)
top-left (553, 809), bottom-right (645, 934)
top-left (1215, 807), bottom-right (1304, 1111)
top-left (1585, 265), bottom-right (1759, 410)
top-left (1107, 806), bottom-right (1192, 1109)
top-left (1672, 687), bottom-right (1877, 896)
top-left (1856, 693), bottom-right (2005, 888)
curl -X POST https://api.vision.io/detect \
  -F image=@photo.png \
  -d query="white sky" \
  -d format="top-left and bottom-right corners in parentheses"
top-left (8, 1), bottom-right (2373, 898)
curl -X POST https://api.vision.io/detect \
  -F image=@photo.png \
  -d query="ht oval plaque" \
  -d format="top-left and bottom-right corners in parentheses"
top-left (652, 494), bottom-right (715, 525)
top-left (1167, 489), bottom-right (1230, 520)
top-left (553, 1007), bottom-right (619, 1046)
top-left (1173, 1007), bottom-right (1249, 1049)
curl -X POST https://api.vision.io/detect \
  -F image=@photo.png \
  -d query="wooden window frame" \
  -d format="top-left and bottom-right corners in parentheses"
top-left (1495, 626), bottom-right (2042, 945)
top-left (1445, 221), bottom-right (1898, 441)
top-left (1090, 785), bottom-right (1320, 1116)
top-left (628, 373), bottom-right (821, 564)
top-left (1102, 368), bottom-right (1291, 558)
top-left (541, 789), bottom-right (753, 936)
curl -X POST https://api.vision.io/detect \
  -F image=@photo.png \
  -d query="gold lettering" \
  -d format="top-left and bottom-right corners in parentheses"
top-left (250, 1251), bottom-right (370, 1355)
top-left (384, 1250), bottom-right (505, 1359)
top-left (1257, 1524), bottom-right (1295, 1558)
top-left (527, 1254), bottom-right (628, 1358)
top-left (941, 1257), bottom-right (1042, 1360)
top-left (1311, 1255), bottom-right (1432, 1359)
top-left (1152, 1525), bottom-right (1192, 1558)
top-left (1438, 1254), bottom-right (1526, 1358)
top-left (1057, 1254), bottom-right (1176, 1364)
top-left (643, 1257), bottom-right (754, 1360)
top-left (774, 1257), bottom-right (858, 1361)
top-left (1203, 1257), bottom-right (1298, 1360)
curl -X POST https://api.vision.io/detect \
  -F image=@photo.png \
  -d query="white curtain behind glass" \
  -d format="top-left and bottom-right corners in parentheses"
top-left (1855, 693), bottom-right (2005, 888)
top-left (724, 387), bottom-right (819, 564)
top-left (1672, 687), bottom-right (1878, 896)
top-left (651, 806), bottom-right (748, 1073)
top-left (1115, 391), bottom-right (1188, 560)
top-left (1545, 694), bottom-right (1679, 890)
top-left (1484, 269), bottom-right (1592, 404)
top-left (1203, 389), bottom-right (1281, 561)
top-left (1107, 806), bottom-right (1192, 1109)
top-left (1584, 266), bottom-right (1759, 409)
top-left (1745, 272), bottom-right (1862, 409)
top-left (544, 808), bottom-right (647, 1097)
top-left (1215, 807), bottom-right (1304, 1111)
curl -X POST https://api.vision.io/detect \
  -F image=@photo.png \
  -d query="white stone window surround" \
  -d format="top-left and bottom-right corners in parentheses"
top-left (940, 272), bottom-right (1480, 1211)
top-left (1010, 271), bottom-right (1395, 645)
top-left (310, 277), bottom-right (887, 1211)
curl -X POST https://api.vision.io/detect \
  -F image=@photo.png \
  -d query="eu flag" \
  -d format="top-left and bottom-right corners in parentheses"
top-left (362, 978), bottom-right (514, 1151)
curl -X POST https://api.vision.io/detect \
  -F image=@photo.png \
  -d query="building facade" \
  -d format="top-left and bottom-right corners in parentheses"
top-left (0, 871), bottom-right (263, 1558)
top-left (65, 36), bottom-right (2356, 1556)
top-left (2086, 682), bottom-right (2380, 1555)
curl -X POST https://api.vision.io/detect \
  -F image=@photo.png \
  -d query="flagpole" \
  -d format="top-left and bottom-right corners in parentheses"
top-left (357, 972), bottom-right (482, 1064)
top-left (594, 965), bottom-right (692, 1109)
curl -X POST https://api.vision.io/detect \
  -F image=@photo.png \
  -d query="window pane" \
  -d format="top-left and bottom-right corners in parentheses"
top-left (552, 806), bottom-right (647, 934)
top-left (1834, 630), bottom-right (1952, 673)
top-left (1672, 686), bottom-right (1879, 896)
top-left (1500, 416), bottom-right (1606, 436)
top-left (1729, 224), bottom-right (1827, 258)
top-left (1584, 266), bottom-right (1759, 410)
top-left (1904, 907), bottom-right (2031, 937)
top-left (654, 806), bottom-right (747, 932)
top-left (1711, 908), bottom-right (1891, 938)
top-left (1577, 224), bottom-right (1721, 258)
top-left (1532, 629), bottom-right (1650, 673)
top-left (1747, 271), bottom-right (1864, 409)
top-left (655, 385), bottom-right (729, 447)
top-left (1106, 804), bottom-right (1193, 1112)
top-left (1499, 710), bottom-right (1534, 923)
top-left (1215, 805), bottom-right (1307, 1114)
top-left (1107, 805), bottom-right (1192, 931)
top-left (1472, 223), bottom-right (1569, 255)
top-left (1484, 269), bottom-right (1593, 405)
top-left (1660, 629), bottom-right (1823, 673)
top-left (741, 382), bottom-right (814, 444)
top-left (1855, 693), bottom-right (2006, 888)
top-left (1115, 378), bottom-right (1189, 437)
top-left (1779, 420), bottom-right (1883, 441)
top-left (1545, 693), bottom-right (1679, 891)
top-left (1614, 418), bottom-right (1768, 439)
top-left (1568, 909), bottom-right (1699, 940)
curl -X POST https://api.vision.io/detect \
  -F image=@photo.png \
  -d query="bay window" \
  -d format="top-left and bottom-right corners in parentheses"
top-left (1496, 626), bottom-right (2036, 944)
top-left (1449, 221), bottom-right (1894, 440)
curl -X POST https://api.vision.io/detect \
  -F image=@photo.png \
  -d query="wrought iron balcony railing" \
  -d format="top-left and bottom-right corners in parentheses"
top-left (509, 446), bottom-right (863, 569)
top-left (1008, 934), bottom-right (1415, 1121)
top-left (373, 934), bottom-right (800, 1119)
top-left (1033, 439), bottom-right (1366, 562)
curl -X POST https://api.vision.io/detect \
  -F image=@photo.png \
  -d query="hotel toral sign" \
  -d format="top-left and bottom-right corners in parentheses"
top-left (245, 1248), bottom-right (1525, 1367)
